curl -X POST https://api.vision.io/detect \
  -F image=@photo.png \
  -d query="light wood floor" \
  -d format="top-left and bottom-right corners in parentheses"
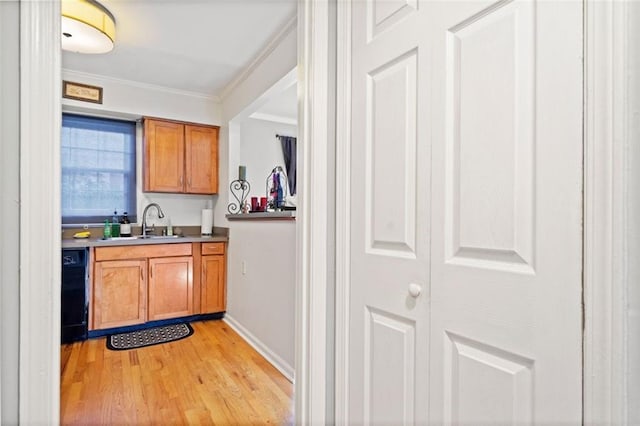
top-left (60, 320), bottom-right (294, 425)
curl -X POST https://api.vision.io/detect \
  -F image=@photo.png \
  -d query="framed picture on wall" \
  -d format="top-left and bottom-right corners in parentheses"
top-left (62, 81), bottom-right (103, 104)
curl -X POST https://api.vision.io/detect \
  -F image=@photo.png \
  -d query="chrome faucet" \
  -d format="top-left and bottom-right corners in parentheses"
top-left (141, 203), bottom-right (165, 237)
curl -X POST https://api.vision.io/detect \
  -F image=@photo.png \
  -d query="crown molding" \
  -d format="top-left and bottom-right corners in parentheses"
top-left (219, 14), bottom-right (297, 102)
top-left (62, 68), bottom-right (221, 102)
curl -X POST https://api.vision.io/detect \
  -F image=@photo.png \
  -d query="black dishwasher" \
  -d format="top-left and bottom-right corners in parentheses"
top-left (61, 248), bottom-right (88, 343)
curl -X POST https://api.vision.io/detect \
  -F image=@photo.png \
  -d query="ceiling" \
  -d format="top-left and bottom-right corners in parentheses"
top-left (62, 0), bottom-right (297, 98)
top-left (249, 82), bottom-right (297, 124)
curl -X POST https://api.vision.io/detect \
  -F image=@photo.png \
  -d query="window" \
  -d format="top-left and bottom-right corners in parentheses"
top-left (61, 114), bottom-right (137, 224)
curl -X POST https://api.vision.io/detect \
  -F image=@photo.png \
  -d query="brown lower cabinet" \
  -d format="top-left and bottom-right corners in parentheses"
top-left (201, 242), bottom-right (227, 314)
top-left (148, 256), bottom-right (193, 321)
top-left (91, 242), bottom-right (226, 331)
top-left (93, 259), bottom-right (147, 330)
top-left (202, 255), bottom-right (226, 313)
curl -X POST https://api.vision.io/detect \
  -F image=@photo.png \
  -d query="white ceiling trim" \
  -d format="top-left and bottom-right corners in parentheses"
top-left (62, 68), bottom-right (221, 102)
top-left (249, 112), bottom-right (297, 126)
top-left (219, 15), bottom-right (297, 102)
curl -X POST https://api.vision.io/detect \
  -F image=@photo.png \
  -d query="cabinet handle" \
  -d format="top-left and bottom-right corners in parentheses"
top-left (179, 176), bottom-right (183, 186)
top-left (188, 178), bottom-right (192, 188)
top-left (150, 266), bottom-right (153, 278)
top-left (140, 269), bottom-right (143, 280)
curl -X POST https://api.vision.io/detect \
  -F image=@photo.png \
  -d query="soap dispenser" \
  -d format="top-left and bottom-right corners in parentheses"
top-left (111, 210), bottom-right (120, 237)
top-left (120, 212), bottom-right (131, 237)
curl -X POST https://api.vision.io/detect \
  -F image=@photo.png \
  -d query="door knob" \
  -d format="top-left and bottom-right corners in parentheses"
top-left (408, 283), bottom-right (422, 298)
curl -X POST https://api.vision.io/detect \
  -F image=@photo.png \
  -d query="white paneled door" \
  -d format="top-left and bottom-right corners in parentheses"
top-left (345, 0), bottom-right (583, 424)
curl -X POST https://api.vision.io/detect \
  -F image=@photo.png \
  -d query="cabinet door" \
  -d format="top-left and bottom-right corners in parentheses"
top-left (148, 256), bottom-right (193, 321)
top-left (144, 119), bottom-right (185, 192)
top-left (185, 125), bottom-right (218, 194)
top-left (201, 255), bottom-right (226, 313)
top-left (93, 260), bottom-right (146, 330)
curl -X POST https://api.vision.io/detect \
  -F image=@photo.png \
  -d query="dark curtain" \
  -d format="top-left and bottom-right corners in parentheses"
top-left (278, 135), bottom-right (297, 196)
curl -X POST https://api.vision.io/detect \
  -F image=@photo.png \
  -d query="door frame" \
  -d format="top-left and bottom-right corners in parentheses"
top-left (582, 1), bottom-right (632, 424)
top-left (18, 0), bottom-right (62, 423)
top-left (294, 0), bottom-right (336, 424)
top-left (13, 0), bottom-right (634, 424)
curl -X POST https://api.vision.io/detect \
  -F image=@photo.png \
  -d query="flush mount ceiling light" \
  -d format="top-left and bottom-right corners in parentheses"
top-left (61, 0), bottom-right (116, 54)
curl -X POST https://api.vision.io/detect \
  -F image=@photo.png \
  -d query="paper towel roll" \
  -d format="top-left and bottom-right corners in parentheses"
top-left (201, 209), bottom-right (213, 235)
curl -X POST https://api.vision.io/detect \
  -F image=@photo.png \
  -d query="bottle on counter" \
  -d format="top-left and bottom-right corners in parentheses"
top-left (276, 177), bottom-right (284, 209)
top-left (103, 219), bottom-right (111, 239)
top-left (120, 212), bottom-right (132, 237)
top-left (166, 217), bottom-right (173, 236)
top-left (111, 210), bottom-right (120, 237)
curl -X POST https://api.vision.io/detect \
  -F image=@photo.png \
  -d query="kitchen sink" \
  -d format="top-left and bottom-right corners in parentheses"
top-left (103, 236), bottom-right (140, 241)
top-left (101, 235), bottom-right (184, 241)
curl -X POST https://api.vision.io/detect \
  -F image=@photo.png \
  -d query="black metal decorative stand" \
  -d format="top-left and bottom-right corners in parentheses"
top-left (227, 179), bottom-right (250, 214)
top-left (266, 166), bottom-right (288, 211)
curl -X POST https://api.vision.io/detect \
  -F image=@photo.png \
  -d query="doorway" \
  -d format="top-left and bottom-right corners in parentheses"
top-left (224, 68), bottom-right (298, 382)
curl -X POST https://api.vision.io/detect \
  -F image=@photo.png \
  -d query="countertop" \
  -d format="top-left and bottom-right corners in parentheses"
top-left (61, 226), bottom-right (228, 249)
top-left (225, 211), bottom-right (296, 220)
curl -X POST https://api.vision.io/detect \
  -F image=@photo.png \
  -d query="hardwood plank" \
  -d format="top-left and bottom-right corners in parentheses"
top-left (60, 319), bottom-right (293, 425)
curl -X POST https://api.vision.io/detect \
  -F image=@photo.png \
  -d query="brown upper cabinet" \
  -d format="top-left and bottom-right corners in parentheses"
top-left (143, 117), bottom-right (220, 194)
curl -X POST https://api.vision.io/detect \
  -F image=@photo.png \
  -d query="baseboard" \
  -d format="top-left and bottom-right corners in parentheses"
top-left (88, 312), bottom-right (224, 338)
top-left (223, 315), bottom-right (294, 383)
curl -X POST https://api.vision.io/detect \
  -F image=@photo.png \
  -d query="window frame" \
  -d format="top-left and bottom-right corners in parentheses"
top-left (61, 113), bottom-right (138, 225)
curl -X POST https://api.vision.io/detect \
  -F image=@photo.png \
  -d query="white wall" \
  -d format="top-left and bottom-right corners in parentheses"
top-left (61, 69), bottom-right (222, 226)
top-left (62, 69), bottom-right (221, 124)
top-left (240, 118), bottom-right (297, 206)
top-left (218, 21), bottom-right (297, 378)
top-left (225, 221), bottom-right (296, 378)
